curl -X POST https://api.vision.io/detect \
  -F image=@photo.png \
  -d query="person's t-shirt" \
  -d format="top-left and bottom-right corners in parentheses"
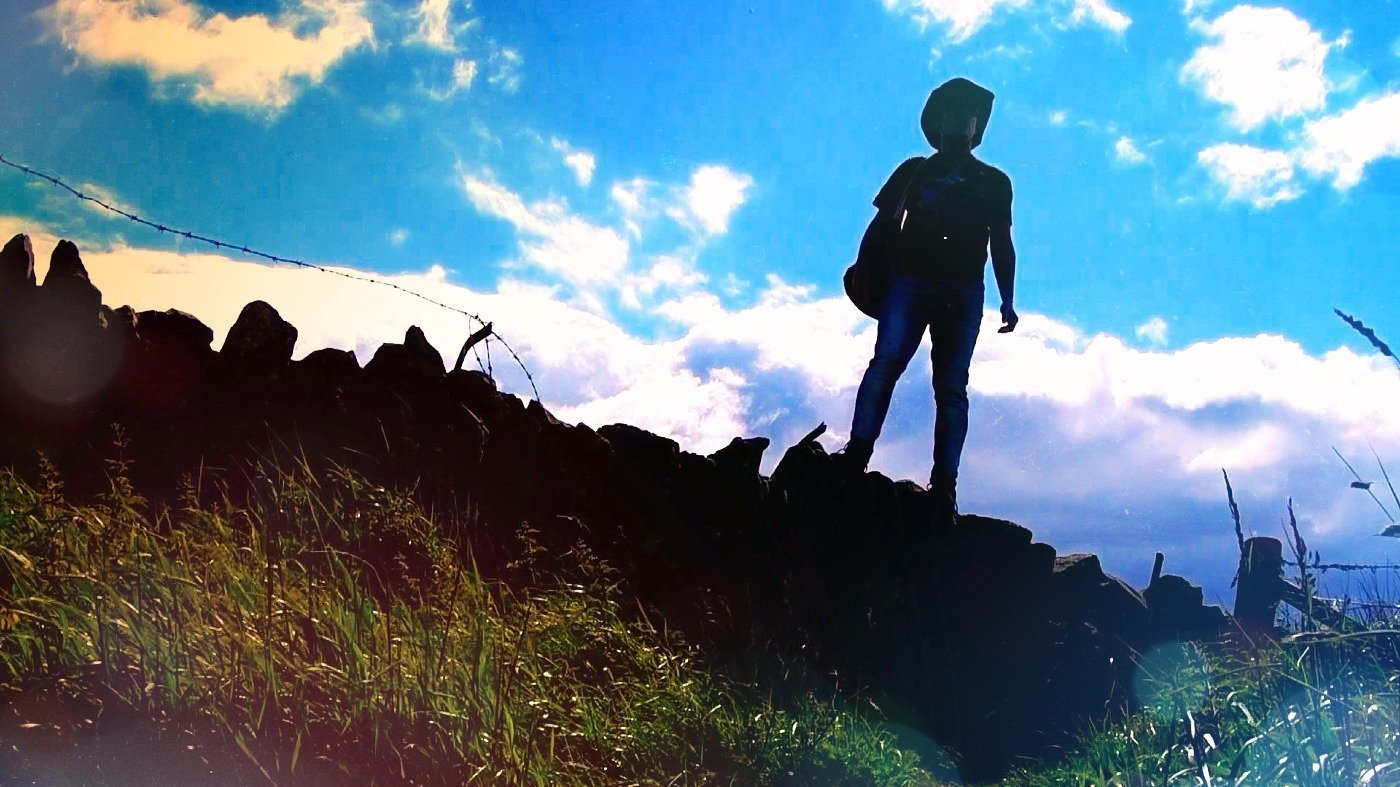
top-left (873, 152), bottom-right (1012, 282)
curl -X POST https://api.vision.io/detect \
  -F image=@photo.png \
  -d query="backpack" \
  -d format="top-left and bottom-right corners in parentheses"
top-left (843, 157), bottom-right (930, 318)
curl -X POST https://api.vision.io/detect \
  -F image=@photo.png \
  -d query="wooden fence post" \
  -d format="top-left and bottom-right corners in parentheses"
top-left (1234, 536), bottom-right (1284, 641)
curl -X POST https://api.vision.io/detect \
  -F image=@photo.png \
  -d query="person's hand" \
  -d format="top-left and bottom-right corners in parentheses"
top-left (998, 303), bottom-right (1018, 333)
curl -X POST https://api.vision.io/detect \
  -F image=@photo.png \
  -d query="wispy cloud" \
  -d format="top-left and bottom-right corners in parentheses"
top-left (880, 0), bottom-right (1130, 43)
top-left (406, 0), bottom-right (476, 52)
top-left (1135, 317), bottom-right (1168, 346)
top-left (458, 172), bottom-right (630, 288)
top-left (425, 58), bottom-right (479, 100)
top-left (488, 45), bottom-right (523, 93)
top-left (551, 138), bottom-right (598, 187)
top-left (48, 0), bottom-right (375, 113)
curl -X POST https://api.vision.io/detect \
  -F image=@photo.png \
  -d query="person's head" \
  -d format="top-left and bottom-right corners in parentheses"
top-left (927, 108), bottom-right (979, 153)
top-left (921, 77), bottom-right (994, 153)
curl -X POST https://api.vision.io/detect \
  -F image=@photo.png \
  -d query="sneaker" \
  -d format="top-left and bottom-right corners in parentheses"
top-left (833, 438), bottom-right (873, 475)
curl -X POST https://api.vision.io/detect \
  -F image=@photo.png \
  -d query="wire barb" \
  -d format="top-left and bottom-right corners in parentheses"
top-left (0, 151), bottom-right (541, 403)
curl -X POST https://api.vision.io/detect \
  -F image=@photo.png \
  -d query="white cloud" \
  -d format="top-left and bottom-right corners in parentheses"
top-left (459, 172), bottom-right (629, 287)
top-left (1135, 317), bottom-right (1168, 346)
top-left (1182, 6), bottom-right (1333, 131)
top-left (1049, 109), bottom-right (1069, 126)
top-left (619, 255), bottom-right (707, 309)
top-left (881, 0), bottom-right (1129, 42)
top-left (1069, 0), bottom-right (1130, 35)
top-left (669, 165), bottom-right (754, 236)
top-left (388, 228), bottom-right (409, 246)
top-left (550, 138), bottom-right (598, 187)
top-left (48, 0), bottom-right (375, 112)
top-left (1297, 92), bottom-right (1400, 191)
top-left (1197, 143), bottom-right (1302, 208)
top-left (488, 46), bottom-right (523, 92)
top-left (426, 58), bottom-right (479, 100)
top-left (1113, 136), bottom-right (1149, 166)
top-left (407, 0), bottom-right (476, 52)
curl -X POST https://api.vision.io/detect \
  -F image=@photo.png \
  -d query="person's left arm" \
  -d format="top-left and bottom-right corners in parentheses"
top-left (988, 170), bottom-right (1017, 333)
top-left (990, 221), bottom-right (1017, 332)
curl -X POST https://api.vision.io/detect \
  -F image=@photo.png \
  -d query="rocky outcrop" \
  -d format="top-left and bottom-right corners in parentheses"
top-left (220, 300), bottom-right (297, 376)
top-left (0, 237), bottom-right (1233, 781)
top-left (0, 234), bottom-right (36, 299)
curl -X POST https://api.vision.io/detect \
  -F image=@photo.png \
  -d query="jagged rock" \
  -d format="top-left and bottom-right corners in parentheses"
top-left (709, 436), bottom-right (769, 478)
top-left (296, 348), bottom-right (361, 380)
top-left (134, 309), bottom-right (214, 350)
top-left (365, 326), bottom-right (445, 381)
top-left (117, 309), bottom-right (216, 413)
top-left (40, 240), bottom-right (101, 316)
top-left (1145, 573), bottom-right (1230, 641)
top-left (0, 234), bottom-right (36, 296)
top-left (100, 305), bottom-right (137, 333)
top-left (221, 300), bottom-right (297, 374)
top-left (1055, 553), bottom-right (1150, 636)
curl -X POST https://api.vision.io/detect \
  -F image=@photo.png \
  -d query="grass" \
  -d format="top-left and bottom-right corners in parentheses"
top-left (0, 453), bottom-right (939, 785)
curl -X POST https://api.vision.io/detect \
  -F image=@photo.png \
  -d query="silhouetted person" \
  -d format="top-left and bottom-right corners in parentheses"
top-left (838, 77), bottom-right (1018, 517)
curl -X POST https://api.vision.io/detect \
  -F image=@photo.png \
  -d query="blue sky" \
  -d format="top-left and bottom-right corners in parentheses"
top-left (1, 0), bottom-right (1398, 603)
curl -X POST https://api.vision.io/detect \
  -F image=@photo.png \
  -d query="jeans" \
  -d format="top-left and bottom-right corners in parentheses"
top-left (850, 276), bottom-right (984, 481)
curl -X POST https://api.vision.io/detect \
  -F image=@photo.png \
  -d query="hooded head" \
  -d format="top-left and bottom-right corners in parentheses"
top-left (921, 77), bottom-right (995, 153)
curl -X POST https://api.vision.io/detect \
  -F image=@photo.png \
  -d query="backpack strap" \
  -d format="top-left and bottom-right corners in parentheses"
top-left (892, 156), bottom-right (931, 234)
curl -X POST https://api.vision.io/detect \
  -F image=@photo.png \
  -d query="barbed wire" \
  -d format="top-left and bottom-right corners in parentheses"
top-left (1311, 562), bottom-right (1400, 574)
top-left (0, 152), bottom-right (539, 403)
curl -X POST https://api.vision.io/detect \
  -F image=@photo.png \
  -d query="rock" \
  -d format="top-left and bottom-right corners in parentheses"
top-left (0, 234), bottom-right (36, 296)
top-left (135, 309), bottom-right (214, 350)
top-left (709, 436), bottom-right (769, 478)
top-left (40, 240), bottom-right (101, 316)
top-left (365, 326), bottom-right (445, 381)
top-left (117, 309), bottom-right (216, 413)
top-left (1054, 553), bottom-right (1150, 636)
top-left (296, 348), bottom-right (361, 380)
top-left (1145, 574), bottom-right (1230, 641)
top-left (221, 301), bottom-right (297, 374)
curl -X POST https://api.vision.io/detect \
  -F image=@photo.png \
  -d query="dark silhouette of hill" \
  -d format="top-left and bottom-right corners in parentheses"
top-left (0, 235), bottom-right (1230, 780)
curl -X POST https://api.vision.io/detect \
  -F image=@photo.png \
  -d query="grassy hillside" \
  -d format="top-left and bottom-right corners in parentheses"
top-left (0, 456), bottom-right (939, 785)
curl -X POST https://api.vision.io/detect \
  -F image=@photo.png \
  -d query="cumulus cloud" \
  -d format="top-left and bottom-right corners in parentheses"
top-left (1197, 143), bottom-right (1301, 208)
top-left (1114, 136), bottom-right (1149, 166)
top-left (880, 0), bottom-right (1129, 42)
top-left (48, 0), bottom-right (374, 112)
top-left (669, 165), bottom-right (754, 236)
top-left (550, 138), bottom-right (598, 187)
top-left (1296, 92), bottom-right (1400, 191)
top-left (1182, 6), bottom-right (1333, 132)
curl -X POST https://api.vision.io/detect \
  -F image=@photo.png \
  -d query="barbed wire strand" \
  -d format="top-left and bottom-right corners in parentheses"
top-left (0, 152), bottom-right (540, 404)
top-left (1313, 563), bottom-right (1400, 573)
